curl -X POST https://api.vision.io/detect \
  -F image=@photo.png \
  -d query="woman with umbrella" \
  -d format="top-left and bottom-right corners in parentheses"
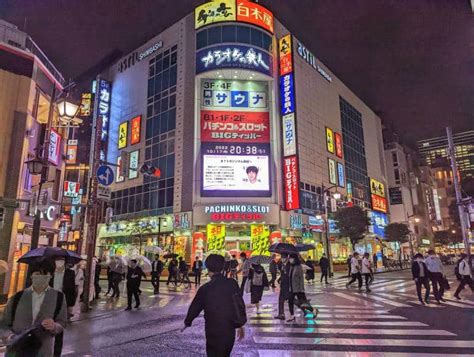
top-left (246, 257), bottom-right (269, 314)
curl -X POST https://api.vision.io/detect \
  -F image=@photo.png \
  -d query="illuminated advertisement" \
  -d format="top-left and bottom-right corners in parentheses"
top-left (195, 0), bottom-right (236, 29)
top-left (206, 224), bottom-right (226, 251)
top-left (196, 44), bottom-right (271, 76)
top-left (79, 93), bottom-right (92, 117)
top-left (279, 73), bottom-right (295, 116)
top-left (202, 143), bottom-right (270, 196)
top-left (48, 129), bottom-right (61, 166)
top-left (66, 139), bottom-right (77, 164)
top-left (236, 1), bottom-right (274, 34)
top-left (370, 211), bottom-right (388, 238)
top-left (282, 113), bottom-right (296, 157)
top-left (337, 162), bottom-right (345, 188)
top-left (130, 115), bottom-right (141, 145)
top-left (370, 178), bottom-right (385, 198)
top-left (334, 132), bottom-right (343, 158)
top-left (279, 34), bottom-right (292, 76)
top-left (63, 181), bottom-right (80, 198)
top-left (201, 79), bottom-right (268, 109)
top-left (118, 122), bottom-right (128, 149)
top-left (128, 150), bottom-right (139, 179)
top-left (326, 127), bottom-right (334, 154)
top-left (328, 158), bottom-right (337, 185)
top-left (371, 194), bottom-right (388, 213)
top-left (433, 188), bottom-right (442, 221)
top-left (201, 110), bottom-right (269, 143)
top-left (205, 204), bottom-right (271, 222)
top-left (250, 224), bottom-right (270, 256)
top-left (97, 79), bottom-right (111, 143)
top-left (116, 156), bottom-right (124, 183)
top-left (283, 156), bottom-right (300, 210)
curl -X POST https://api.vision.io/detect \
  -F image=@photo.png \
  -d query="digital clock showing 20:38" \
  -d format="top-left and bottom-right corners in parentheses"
top-left (201, 143), bottom-right (270, 156)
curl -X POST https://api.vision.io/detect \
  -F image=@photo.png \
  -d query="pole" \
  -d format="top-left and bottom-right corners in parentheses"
top-left (446, 127), bottom-right (471, 261)
top-left (322, 185), bottom-right (333, 277)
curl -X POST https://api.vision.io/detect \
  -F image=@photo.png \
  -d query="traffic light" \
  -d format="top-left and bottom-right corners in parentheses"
top-left (139, 164), bottom-right (161, 178)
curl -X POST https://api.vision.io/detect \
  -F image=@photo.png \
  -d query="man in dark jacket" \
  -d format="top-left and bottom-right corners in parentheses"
top-left (269, 254), bottom-right (278, 288)
top-left (167, 258), bottom-right (178, 285)
top-left (125, 259), bottom-right (146, 310)
top-left (182, 254), bottom-right (245, 357)
top-left (151, 254), bottom-right (164, 294)
top-left (319, 253), bottom-right (330, 284)
top-left (192, 256), bottom-right (203, 286)
top-left (412, 253), bottom-right (431, 305)
top-left (274, 254), bottom-right (290, 320)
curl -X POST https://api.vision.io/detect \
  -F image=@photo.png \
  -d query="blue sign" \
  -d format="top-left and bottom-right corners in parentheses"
top-left (370, 211), bottom-right (388, 238)
top-left (97, 79), bottom-right (111, 143)
top-left (96, 165), bottom-right (114, 186)
top-left (337, 162), bottom-right (345, 187)
top-left (279, 73), bottom-right (295, 116)
top-left (328, 219), bottom-right (340, 234)
top-left (196, 45), bottom-right (272, 76)
top-left (230, 91), bottom-right (249, 107)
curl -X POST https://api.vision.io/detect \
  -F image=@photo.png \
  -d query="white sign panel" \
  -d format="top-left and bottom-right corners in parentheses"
top-left (129, 150), bottom-right (139, 179)
top-left (97, 185), bottom-right (112, 200)
top-left (48, 129), bottom-right (61, 165)
top-left (433, 188), bottom-right (442, 221)
top-left (202, 154), bottom-right (270, 192)
top-left (282, 113), bottom-right (296, 156)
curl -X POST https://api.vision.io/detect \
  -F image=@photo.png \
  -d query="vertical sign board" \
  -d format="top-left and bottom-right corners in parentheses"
top-left (116, 156), bottom-right (124, 183)
top-left (326, 127), bottom-right (334, 154)
top-left (129, 150), bottom-right (139, 179)
top-left (334, 132), bottom-right (343, 158)
top-left (279, 34), bottom-right (300, 210)
top-left (79, 93), bottom-right (92, 117)
top-left (130, 115), bottom-right (141, 145)
top-left (328, 158), bottom-right (337, 185)
top-left (48, 129), bottom-right (61, 166)
top-left (337, 162), bottom-right (345, 187)
top-left (118, 122), bottom-right (128, 149)
top-left (97, 79), bottom-right (111, 160)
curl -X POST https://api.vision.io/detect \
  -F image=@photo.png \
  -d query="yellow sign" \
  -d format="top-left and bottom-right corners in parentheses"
top-left (118, 122), bottom-right (128, 149)
top-left (195, 0), bottom-right (236, 29)
top-left (326, 127), bottom-right (334, 153)
top-left (207, 224), bottom-right (226, 251)
top-left (250, 224), bottom-right (270, 256)
top-left (370, 178), bottom-right (385, 198)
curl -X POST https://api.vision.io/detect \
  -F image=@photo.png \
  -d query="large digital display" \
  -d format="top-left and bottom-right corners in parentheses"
top-left (202, 143), bottom-right (270, 197)
top-left (370, 211), bottom-right (388, 238)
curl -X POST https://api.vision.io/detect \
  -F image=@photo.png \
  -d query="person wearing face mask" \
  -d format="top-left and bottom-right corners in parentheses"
top-left (411, 253), bottom-right (431, 305)
top-left (274, 254), bottom-right (290, 320)
top-left (125, 259), bottom-right (146, 310)
top-left (0, 264), bottom-right (67, 357)
top-left (237, 252), bottom-right (252, 296)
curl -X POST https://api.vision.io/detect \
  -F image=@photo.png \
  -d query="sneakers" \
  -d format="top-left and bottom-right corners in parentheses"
top-left (274, 314), bottom-right (285, 320)
top-left (286, 316), bottom-right (296, 323)
top-left (346, 283), bottom-right (350, 289)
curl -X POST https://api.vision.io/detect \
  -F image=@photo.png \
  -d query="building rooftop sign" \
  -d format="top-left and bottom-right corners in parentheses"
top-left (296, 41), bottom-right (332, 82)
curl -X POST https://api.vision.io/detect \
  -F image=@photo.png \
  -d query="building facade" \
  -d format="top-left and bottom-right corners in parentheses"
top-left (95, 1), bottom-right (388, 266)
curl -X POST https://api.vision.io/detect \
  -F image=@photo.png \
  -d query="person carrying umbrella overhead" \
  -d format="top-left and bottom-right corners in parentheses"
top-left (125, 259), bottom-right (146, 310)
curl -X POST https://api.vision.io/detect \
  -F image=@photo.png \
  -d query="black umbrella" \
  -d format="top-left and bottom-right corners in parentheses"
top-left (229, 259), bottom-right (239, 269)
top-left (269, 243), bottom-right (297, 255)
top-left (249, 255), bottom-right (273, 265)
top-left (18, 247), bottom-right (82, 265)
top-left (296, 243), bottom-right (315, 252)
top-left (163, 253), bottom-right (178, 259)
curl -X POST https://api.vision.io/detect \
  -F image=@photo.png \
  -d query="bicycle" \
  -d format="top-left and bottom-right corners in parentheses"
top-left (175, 271), bottom-right (192, 289)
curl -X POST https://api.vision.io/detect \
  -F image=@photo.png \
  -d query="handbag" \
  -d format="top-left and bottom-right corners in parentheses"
top-left (6, 327), bottom-right (42, 357)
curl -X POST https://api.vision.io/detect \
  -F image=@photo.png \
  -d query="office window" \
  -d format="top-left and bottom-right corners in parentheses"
top-left (392, 151), bottom-right (398, 166)
top-left (394, 168), bottom-right (401, 184)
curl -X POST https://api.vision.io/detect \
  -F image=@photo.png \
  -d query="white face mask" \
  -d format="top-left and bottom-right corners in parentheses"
top-left (289, 258), bottom-right (295, 264)
top-left (31, 274), bottom-right (51, 291)
top-left (55, 260), bottom-right (65, 268)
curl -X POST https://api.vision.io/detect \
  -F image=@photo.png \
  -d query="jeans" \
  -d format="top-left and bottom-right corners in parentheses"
top-left (348, 273), bottom-right (362, 288)
top-left (363, 273), bottom-right (372, 290)
top-left (415, 276), bottom-right (430, 302)
top-left (194, 271), bottom-right (201, 285)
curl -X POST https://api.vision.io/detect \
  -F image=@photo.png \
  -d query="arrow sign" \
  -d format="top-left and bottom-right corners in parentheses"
top-left (96, 165), bottom-right (114, 186)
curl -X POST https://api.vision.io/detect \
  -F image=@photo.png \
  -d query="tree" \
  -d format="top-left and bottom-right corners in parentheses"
top-left (434, 230), bottom-right (462, 246)
top-left (333, 206), bottom-right (370, 250)
top-left (127, 220), bottom-right (154, 254)
top-left (384, 223), bottom-right (410, 260)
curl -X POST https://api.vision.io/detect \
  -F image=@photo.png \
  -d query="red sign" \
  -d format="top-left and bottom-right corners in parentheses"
top-left (237, 1), bottom-right (274, 34)
top-left (283, 155), bottom-right (300, 210)
top-left (334, 132), bottom-right (343, 158)
top-left (371, 194), bottom-right (388, 213)
top-left (201, 110), bottom-right (270, 143)
top-left (130, 115), bottom-right (141, 145)
top-left (279, 35), bottom-right (292, 76)
top-left (210, 212), bottom-right (263, 222)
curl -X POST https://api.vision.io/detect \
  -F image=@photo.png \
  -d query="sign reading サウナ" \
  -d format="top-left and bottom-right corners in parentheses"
top-left (282, 113), bottom-right (296, 157)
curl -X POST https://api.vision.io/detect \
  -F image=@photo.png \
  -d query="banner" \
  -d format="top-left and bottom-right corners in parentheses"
top-left (130, 115), bottom-right (141, 145)
top-left (283, 156), bottom-right (300, 210)
top-left (206, 224), bottom-right (226, 251)
top-left (326, 127), bottom-right (334, 154)
top-left (282, 113), bottom-right (296, 157)
top-left (118, 122), bottom-right (128, 149)
top-left (250, 224), bottom-right (270, 256)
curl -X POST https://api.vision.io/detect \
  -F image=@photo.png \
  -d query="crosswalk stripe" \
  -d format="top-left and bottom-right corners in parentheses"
top-left (359, 293), bottom-right (411, 307)
top-left (257, 350), bottom-right (474, 357)
top-left (252, 326), bottom-right (455, 336)
top-left (332, 292), bottom-right (383, 307)
top-left (249, 319), bottom-right (429, 326)
top-left (252, 337), bottom-right (474, 348)
top-left (259, 308), bottom-right (390, 314)
top-left (251, 313), bottom-right (407, 320)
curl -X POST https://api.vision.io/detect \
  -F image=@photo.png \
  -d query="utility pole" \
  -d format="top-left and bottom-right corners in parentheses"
top-left (446, 127), bottom-right (471, 261)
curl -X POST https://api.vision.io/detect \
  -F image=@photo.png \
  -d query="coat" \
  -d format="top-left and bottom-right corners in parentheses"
top-left (278, 262), bottom-right (291, 300)
top-left (126, 266), bottom-right (146, 288)
top-left (319, 257), bottom-right (329, 270)
top-left (50, 269), bottom-right (76, 307)
top-left (411, 260), bottom-right (429, 279)
top-left (248, 265), bottom-right (269, 304)
top-left (269, 260), bottom-right (278, 274)
top-left (289, 264), bottom-right (305, 293)
top-left (1, 288), bottom-right (67, 357)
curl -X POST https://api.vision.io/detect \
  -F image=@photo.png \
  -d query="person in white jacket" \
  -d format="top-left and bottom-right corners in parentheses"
top-left (361, 253), bottom-right (372, 293)
top-left (454, 254), bottom-right (473, 300)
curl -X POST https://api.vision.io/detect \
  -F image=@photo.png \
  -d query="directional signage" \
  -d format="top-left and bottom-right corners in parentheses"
top-left (96, 165), bottom-right (114, 186)
top-left (97, 184), bottom-right (112, 201)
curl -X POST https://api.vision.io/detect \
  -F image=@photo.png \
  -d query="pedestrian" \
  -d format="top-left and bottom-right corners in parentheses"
top-left (1, 264), bottom-right (67, 357)
top-left (192, 256), bottom-right (203, 286)
top-left (182, 254), bottom-right (246, 357)
top-left (454, 253), bottom-right (473, 300)
top-left (229, 255), bottom-right (238, 280)
top-left (305, 259), bottom-right (315, 284)
top-left (346, 254), bottom-right (352, 277)
top-left (269, 254), bottom-right (278, 288)
top-left (274, 254), bottom-right (290, 320)
top-left (178, 257), bottom-right (191, 287)
top-left (109, 257), bottom-right (125, 298)
top-left (237, 252), bottom-right (251, 296)
top-left (105, 265), bottom-right (113, 295)
top-left (361, 253), bottom-right (372, 293)
top-left (346, 252), bottom-right (363, 292)
top-left (373, 253), bottom-right (378, 268)
top-left (247, 262), bottom-right (269, 314)
top-left (167, 258), bottom-right (178, 286)
top-left (319, 253), bottom-right (329, 284)
top-left (94, 257), bottom-right (102, 299)
top-left (287, 254), bottom-right (317, 322)
top-left (411, 253), bottom-right (430, 305)
top-left (424, 249), bottom-right (445, 303)
top-left (74, 262), bottom-right (85, 310)
top-left (50, 257), bottom-right (76, 318)
top-left (151, 254), bottom-right (164, 294)
top-left (125, 259), bottom-right (146, 310)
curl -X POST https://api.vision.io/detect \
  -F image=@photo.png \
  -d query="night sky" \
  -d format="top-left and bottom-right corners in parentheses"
top-left (2, 0), bottom-right (472, 145)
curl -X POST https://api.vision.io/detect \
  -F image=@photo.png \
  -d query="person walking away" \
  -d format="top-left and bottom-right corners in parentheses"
top-left (269, 254), bottom-right (278, 288)
top-left (74, 262), bottom-right (85, 304)
top-left (238, 252), bottom-right (251, 296)
top-left (167, 258), bottom-right (178, 286)
top-left (178, 257), bottom-right (191, 287)
top-left (361, 253), bottom-right (372, 292)
top-left (192, 256), bottom-right (203, 286)
top-left (247, 262), bottom-right (269, 314)
top-left (411, 253), bottom-right (431, 305)
top-left (0, 264), bottom-right (67, 357)
top-left (305, 259), bottom-right (315, 285)
top-left (346, 255), bottom-right (352, 277)
top-left (229, 255), bottom-right (238, 280)
top-left (454, 253), bottom-right (473, 300)
top-left (94, 257), bottom-right (102, 299)
top-left (346, 252), bottom-right (363, 292)
top-left (287, 255), bottom-right (317, 322)
top-left (106, 265), bottom-right (113, 295)
top-left (319, 254), bottom-right (329, 284)
top-left (373, 253), bottom-right (378, 269)
top-left (182, 254), bottom-right (245, 357)
top-left (274, 254), bottom-right (290, 320)
top-left (109, 257), bottom-right (124, 298)
top-left (424, 249), bottom-right (446, 303)
top-left (151, 254), bottom-right (164, 294)
top-left (125, 259), bottom-right (146, 310)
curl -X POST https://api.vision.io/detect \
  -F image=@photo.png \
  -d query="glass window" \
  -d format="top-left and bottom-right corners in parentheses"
top-left (169, 66), bottom-right (177, 87)
top-left (162, 55), bottom-right (170, 69)
top-left (166, 155), bottom-right (175, 178)
top-left (222, 25), bottom-right (236, 43)
top-left (262, 33), bottom-right (272, 51)
top-left (236, 26), bottom-right (250, 44)
top-left (162, 69), bottom-right (170, 90)
top-left (158, 189), bottom-right (165, 208)
top-left (250, 28), bottom-right (263, 48)
top-left (208, 26), bottom-right (221, 45)
top-left (168, 108), bottom-right (176, 131)
top-left (155, 58), bottom-right (162, 74)
top-left (169, 94), bottom-right (176, 108)
top-left (166, 187), bottom-right (174, 207)
top-left (170, 51), bottom-right (177, 65)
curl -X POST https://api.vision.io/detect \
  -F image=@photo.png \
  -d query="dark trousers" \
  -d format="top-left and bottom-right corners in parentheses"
top-left (167, 271), bottom-right (178, 285)
top-left (455, 275), bottom-right (473, 297)
top-left (320, 269), bottom-right (328, 283)
top-left (106, 272), bottom-right (113, 294)
top-left (363, 273), bottom-right (372, 290)
top-left (415, 277), bottom-right (430, 302)
top-left (288, 292), bottom-right (313, 316)
top-left (111, 273), bottom-right (121, 297)
top-left (194, 271), bottom-right (202, 285)
top-left (278, 290), bottom-right (288, 316)
top-left (127, 284), bottom-right (140, 308)
top-left (348, 273), bottom-right (362, 288)
top-left (151, 272), bottom-right (160, 293)
top-left (269, 271), bottom-right (277, 287)
top-left (240, 276), bottom-right (248, 296)
top-left (94, 278), bottom-right (101, 298)
top-left (429, 272), bottom-right (445, 301)
top-left (53, 331), bottom-right (63, 357)
top-left (206, 331), bottom-right (235, 357)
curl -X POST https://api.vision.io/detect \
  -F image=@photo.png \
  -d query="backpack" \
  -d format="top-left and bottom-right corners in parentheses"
top-left (454, 260), bottom-right (462, 281)
top-left (231, 292), bottom-right (247, 328)
top-left (252, 272), bottom-right (264, 286)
